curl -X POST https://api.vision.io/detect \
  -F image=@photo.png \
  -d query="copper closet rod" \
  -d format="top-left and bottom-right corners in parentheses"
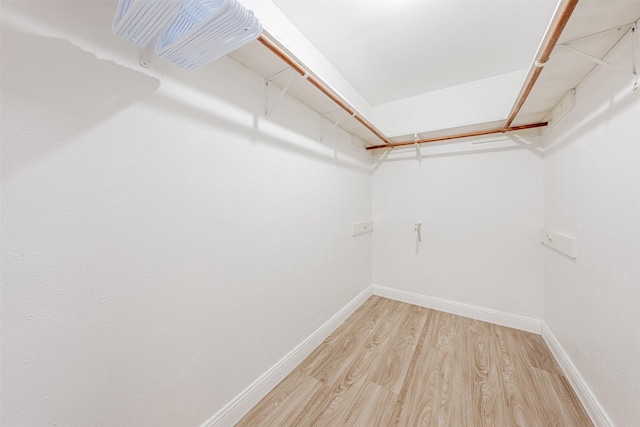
top-left (256, 0), bottom-right (579, 151)
top-left (505, 0), bottom-right (579, 127)
top-left (257, 35), bottom-right (392, 145)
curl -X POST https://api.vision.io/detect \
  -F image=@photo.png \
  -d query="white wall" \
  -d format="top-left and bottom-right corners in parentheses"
top-left (0, 2), bottom-right (372, 426)
top-left (372, 137), bottom-right (544, 320)
top-left (371, 70), bottom-right (527, 137)
top-left (542, 29), bottom-right (640, 426)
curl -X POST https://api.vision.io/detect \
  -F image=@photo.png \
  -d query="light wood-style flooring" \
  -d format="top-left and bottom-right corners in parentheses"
top-left (236, 296), bottom-right (593, 426)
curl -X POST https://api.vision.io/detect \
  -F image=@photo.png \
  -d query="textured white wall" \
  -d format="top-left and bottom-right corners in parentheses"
top-left (542, 29), bottom-right (640, 426)
top-left (372, 139), bottom-right (543, 320)
top-left (0, 2), bottom-right (372, 426)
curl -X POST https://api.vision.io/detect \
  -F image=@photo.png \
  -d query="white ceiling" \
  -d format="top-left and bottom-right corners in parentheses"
top-left (272, 0), bottom-right (559, 105)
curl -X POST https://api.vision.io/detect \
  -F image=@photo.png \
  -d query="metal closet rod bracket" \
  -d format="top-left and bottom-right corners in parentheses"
top-left (414, 133), bottom-right (422, 163)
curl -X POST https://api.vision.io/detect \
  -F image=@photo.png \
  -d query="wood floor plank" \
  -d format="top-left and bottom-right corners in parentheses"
top-left (369, 303), bottom-right (428, 394)
top-left (236, 297), bottom-right (594, 427)
top-left (531, 366), bottom-right (595, 427)
top-left (234, 370), bottom-right (322, 427)
top-left (301, 299), bottom-right (407, 426)
top-left (494, 327), bottom-right (536, 426)
top-left (520, 331), bottom-right (565, 375)
top-left (469, 320), bottom-right (508, 427)
top-left (298, 296), bottom-right (385, 379)
top-left (440, 315), bottom-right (475, 426)
top-left (393, 310), bottom-right (465, 426)
top-left (339, 380), bottom-right (398, 427)
top-left (305, 297), bottom-right (395, 385)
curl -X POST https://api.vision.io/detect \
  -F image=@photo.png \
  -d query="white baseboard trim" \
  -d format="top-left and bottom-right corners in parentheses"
top-left (372, 285), bottom-right (542, 334)
top-left (200, 286), bottom-right (373, 427)
top-left (541, 323), bottom-right (612, 427)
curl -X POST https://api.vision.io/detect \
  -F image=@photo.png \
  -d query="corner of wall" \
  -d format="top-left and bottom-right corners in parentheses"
top-left (201, 285), bottom-right (374, 427)
top-left (541, 322), bottom-right (613, 427)
top-left (372, 285), bottom-right (542, 334)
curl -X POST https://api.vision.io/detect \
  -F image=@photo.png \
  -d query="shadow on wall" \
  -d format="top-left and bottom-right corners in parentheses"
top-left (0, 26), bottom-right (161, 179)
top-left (140, 86), bottom-right (371, 176)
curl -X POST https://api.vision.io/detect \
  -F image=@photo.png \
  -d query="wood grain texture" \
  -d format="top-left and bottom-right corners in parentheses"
top-left (236, 296), bottom-right (593, 427)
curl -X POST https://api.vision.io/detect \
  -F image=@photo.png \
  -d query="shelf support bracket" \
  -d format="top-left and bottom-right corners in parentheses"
top-left (320, 110), bottom-right (350, 142)
top-left (265, 68), bottom-right (309, 119)
top-left (557, 23), bottom-right (637, 90)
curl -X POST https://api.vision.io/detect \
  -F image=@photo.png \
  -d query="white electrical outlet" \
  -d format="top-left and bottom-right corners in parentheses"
top-left (540, 228), bottom-right (577, 258)
top-left (352, 221), bottom-right (373, 236)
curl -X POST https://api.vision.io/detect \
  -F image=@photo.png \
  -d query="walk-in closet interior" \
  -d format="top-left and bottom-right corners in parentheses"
top-left (2, 0), bottom-right (639, 426)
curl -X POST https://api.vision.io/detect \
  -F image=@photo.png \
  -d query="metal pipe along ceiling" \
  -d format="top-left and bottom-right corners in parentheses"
top-left (256, 0), bottom-right (580, 150)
